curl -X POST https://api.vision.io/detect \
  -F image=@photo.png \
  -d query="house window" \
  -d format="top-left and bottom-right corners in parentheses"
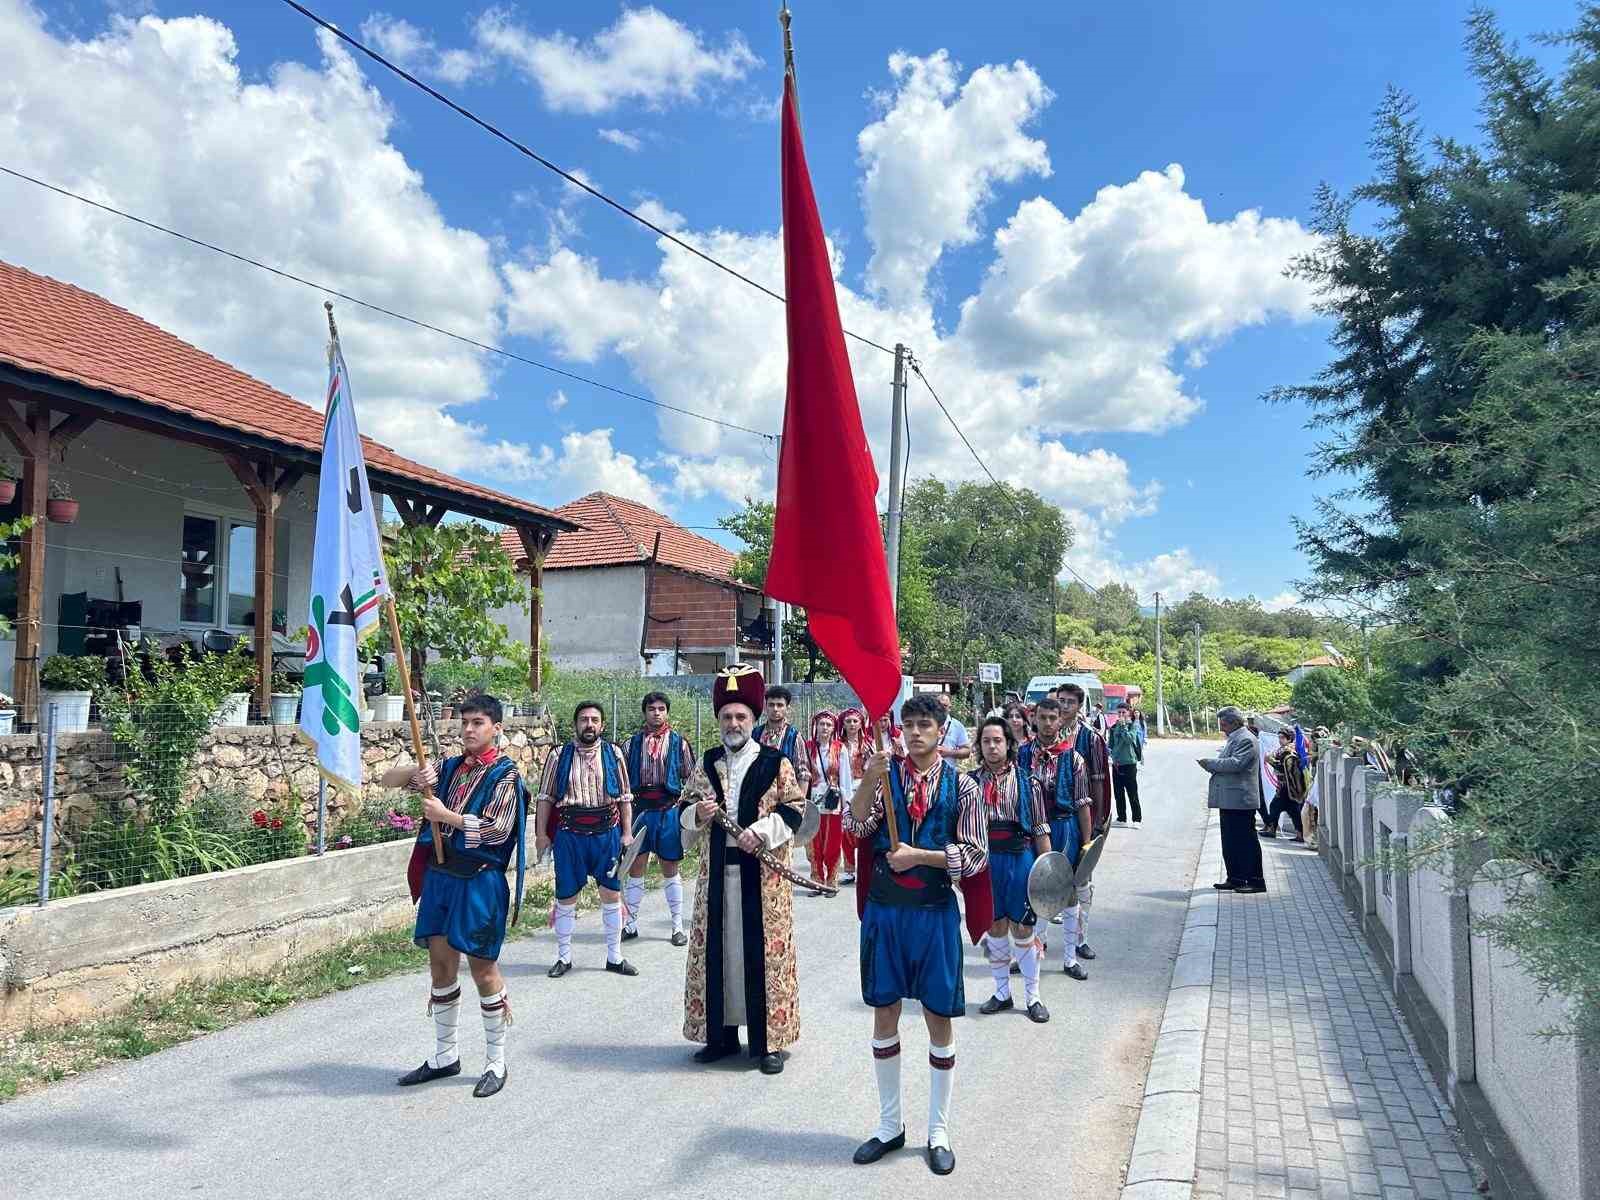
top-left (181, 515), bottom-right (219, 623)
top-left (181, 513), bottom-right (291, 631)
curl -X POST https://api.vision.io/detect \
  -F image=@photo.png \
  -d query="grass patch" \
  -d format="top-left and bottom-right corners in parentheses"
top-left (0, 852), bottom-right (695, 1104)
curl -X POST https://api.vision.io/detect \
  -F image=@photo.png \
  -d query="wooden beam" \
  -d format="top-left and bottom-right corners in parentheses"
top-left (391, 495), bottom-right (421, 527)
top-left (224, 455), bottom-right (288, 719)
top-left (421, 502), bottom-right (446, 528)
top-left (48, 412), bottom-right (97, 452)
top-left (516, 525), bottom-right (555, 697)
top-left (222, 454), bottom-right (269, 510)
top-left (13, 403), bottom-right (51, 724)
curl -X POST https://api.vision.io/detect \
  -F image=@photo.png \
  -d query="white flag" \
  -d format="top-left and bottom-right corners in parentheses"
top-left (297, 327), bottom-right (390, 792)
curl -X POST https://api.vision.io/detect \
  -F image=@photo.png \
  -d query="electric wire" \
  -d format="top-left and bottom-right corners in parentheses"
top-left (0, 164), bottom-right (775, 441)
top-left (277, 0), bottom-right (897, 358)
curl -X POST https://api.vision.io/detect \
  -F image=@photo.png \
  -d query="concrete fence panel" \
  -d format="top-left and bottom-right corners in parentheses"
top-left (1406, 806), bottom-right (1475, 1089)
top-left (1468, 862), bottom-right (1600, 1200)
top-left (1338, 756), bottom-right (1362, 887)
top-left (1369, 784), bottom-right (1426, 982)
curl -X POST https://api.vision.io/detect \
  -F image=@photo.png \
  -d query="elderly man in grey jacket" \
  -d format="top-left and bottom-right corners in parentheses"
top-left (1198, 706), bottom-right (1267, 893)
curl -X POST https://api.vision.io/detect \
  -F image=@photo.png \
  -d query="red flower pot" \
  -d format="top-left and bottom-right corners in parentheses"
top-left (0, 479), bottom-right (15, 505)
top-left (46, 498), bottom-right (78, 524)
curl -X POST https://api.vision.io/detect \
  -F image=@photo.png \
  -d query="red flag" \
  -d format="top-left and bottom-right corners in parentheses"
top-left (765, 74), bottom-right (902, 719)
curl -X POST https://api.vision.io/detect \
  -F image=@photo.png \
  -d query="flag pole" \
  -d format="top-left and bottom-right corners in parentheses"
top-left (325, 302), bottom-right (442, 865)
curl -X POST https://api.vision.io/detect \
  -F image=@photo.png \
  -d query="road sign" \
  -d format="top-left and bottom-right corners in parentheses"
top-left (977, 662), bottom-right (1002, 684)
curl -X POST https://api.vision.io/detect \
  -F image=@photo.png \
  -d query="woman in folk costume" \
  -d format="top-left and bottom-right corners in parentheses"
top-left (680, 665), bottom-right (807, 1075)
top-left (807, 709), bottom-right (848, 895)
top-left (838, 707), bottom-right (870, 885)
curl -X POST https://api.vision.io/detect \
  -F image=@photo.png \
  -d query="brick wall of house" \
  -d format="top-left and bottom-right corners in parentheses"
top-left (644, 568), bottom-right (736, 651)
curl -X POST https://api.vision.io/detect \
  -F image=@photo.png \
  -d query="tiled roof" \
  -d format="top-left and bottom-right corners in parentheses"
top-left (1296, 655), bottom-right (1340, 668)
top-left (1058, 645), bottom-right (1114, 672)
top-left (0, 260), bottom-right (569, 528)
top-left (500, 492), bottom-right (751, 589)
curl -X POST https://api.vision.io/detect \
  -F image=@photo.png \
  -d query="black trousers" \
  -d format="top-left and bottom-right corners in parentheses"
top-left (1219, 809), bottom-right (1265, 887)
top-left (1267, 793), bottom-right (1303, 837)
top-left (1113, 763), bottom-right (1142, 822)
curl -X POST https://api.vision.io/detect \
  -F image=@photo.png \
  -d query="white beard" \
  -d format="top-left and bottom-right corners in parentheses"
top-left (721, 731), bottom-right (749, 752)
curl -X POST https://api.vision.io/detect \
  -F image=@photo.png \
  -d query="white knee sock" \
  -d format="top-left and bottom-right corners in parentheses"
top-left (554, 901), bottom-right (576, 964)
top-left (1061, 904), bottom-right (1081, 966)
top-left (1078, 882), bottom-right (1093, 945)
top-left (985, 935), bottom-right (1012, 1000)
top-left (871, 1036), bottom-right (903, 1141)
top-left (1013, 933), bottom-right (1041, 1005)
top-left (428, 983), bottom-right (460, 1068)
top-left (624, 877), bottom-right (645, 931)
top-left (928, 1043), bottom-right (956, 1150)
top-left (480, 987), bottom-right (509, 1077)
top-left (602, 900), bottom-right (623, 964)
top-left (664, 876), bottom-right (684, 931)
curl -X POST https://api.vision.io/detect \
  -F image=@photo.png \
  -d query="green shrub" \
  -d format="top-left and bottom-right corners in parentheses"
top-left (72, 810), bottom-right (249, 893)
top-left (39, 655), bottom-right (106, 692)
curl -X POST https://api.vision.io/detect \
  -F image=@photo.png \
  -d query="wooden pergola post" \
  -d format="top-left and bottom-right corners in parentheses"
top-left (225, 456), bottom-right (302, 719)
top-left (515, 525), bottom-right (555, 697)
top-left (0, 398), bottom-right (95, 725)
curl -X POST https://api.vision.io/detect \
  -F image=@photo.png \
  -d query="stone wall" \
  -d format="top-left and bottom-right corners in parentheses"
top-left (0, 715), bottom-right (556, 876)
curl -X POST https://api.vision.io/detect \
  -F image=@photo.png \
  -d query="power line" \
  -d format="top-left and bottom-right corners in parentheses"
top-left (907, 354), bottom-right (1103, 599)
top-left (278, 0), bottom-right (897, 358)
top-left (0, 163), bottom-right (775, 440)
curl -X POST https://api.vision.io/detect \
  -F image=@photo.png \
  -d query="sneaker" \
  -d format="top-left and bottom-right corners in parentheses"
top-left (1063, 961), bottom-right (1089, 981)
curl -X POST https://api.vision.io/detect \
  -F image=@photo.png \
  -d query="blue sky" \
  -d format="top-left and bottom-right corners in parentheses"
top-left (0, 0), bottom-right (1577, 605)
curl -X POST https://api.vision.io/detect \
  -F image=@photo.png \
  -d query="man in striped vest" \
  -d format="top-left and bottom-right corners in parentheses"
top-left (535, 701), bottom-right (637, 979)
top-left (622, 691), bottom-right (695, 945)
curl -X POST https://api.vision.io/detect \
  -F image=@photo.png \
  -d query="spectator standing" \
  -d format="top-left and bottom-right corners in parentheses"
top-left (1108, 710), bottom-right (1143, 825)
top-left (1262, 728), bottom-right (1308, 842)
top-left (935, 691), bottom-right (973, 765)
top-left (1198, 706), bottom-right (1266, 893)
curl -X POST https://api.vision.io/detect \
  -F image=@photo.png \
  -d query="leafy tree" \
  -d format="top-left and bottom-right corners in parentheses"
top-left (718, 498), bottom-right (833, 679)
top-left (380, 522), bottom-right (526, 690)
top-left (1091, 581), bottom-right (1141, 633)
top-left (1275, 7), bottom-right (1600, 1036)
top-left (1290, 668), bottom-right (1372, 733)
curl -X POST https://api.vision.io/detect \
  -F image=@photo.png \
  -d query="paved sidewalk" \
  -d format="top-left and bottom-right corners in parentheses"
top-left (1195, 833), bottom-right (1484, 1200)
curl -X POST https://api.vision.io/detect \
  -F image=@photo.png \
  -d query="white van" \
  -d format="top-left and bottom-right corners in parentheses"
top-left (1023, 673), bottom-right (1105, 709)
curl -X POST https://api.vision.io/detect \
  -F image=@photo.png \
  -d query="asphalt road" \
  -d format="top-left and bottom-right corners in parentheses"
top-left (2, 739), bottom-right (1212, 1198)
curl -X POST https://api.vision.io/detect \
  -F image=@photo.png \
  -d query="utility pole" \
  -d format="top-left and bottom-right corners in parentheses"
top-left (1154, 592), bottom-right (1166, 736)
top-left (885, 344), bottom-right (908, 613)
top-left (1361, 619), bottom-right (1371, 676)
top-left (1194, 624), bottom-right (1203, 690)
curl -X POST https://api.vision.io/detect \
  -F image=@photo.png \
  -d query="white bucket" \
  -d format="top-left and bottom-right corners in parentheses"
top-left (38, 690), bottom-right (92, 734)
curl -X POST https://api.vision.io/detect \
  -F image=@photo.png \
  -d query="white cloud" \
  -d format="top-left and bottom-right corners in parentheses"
top-left (548, 389), bottom-right (569, 412)
top-left (472, 6), bottom-right (758, 115)
top-left (858, 51), bottom-right (1052, 302)
top-left (0, 2), bottom-right (536, 482)
top-left (359, 12), bottom-right (482, 83)
top-left (1263, 590), bottom-right (1303, 612)
top-left (597, 127), bottom-right (642, 152)
top-left (538, 428), bottom-right (666, 510)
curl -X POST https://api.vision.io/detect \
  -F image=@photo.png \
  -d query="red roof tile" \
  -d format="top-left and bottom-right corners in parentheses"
top-left (0, 260), bottom-right (568, 528)
top-left (1058, 645), bottom-right (1114, 672)
top-left (500, 492), bottom-right (751, 589)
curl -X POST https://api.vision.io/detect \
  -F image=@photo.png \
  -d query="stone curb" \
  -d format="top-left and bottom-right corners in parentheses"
top-left (1120, 809), bottom-right (1220, 1199)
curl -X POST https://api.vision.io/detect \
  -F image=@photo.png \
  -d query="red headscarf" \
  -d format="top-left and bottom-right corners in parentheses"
top-left (809, 709), bottom-right (843, 784)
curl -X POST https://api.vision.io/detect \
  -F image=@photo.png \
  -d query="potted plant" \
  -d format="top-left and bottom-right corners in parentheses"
top-left (212, 653), bottom-right (256, 727)
top-left (39, 654), bottom-right (106, 733)
top-left (46, 477), bottom-right (78, 524)
top-left (269, 669), bottom-right (302, 726)
top-left (0, 459), bottom-right (15, 506)
top-left (0, 688), bottom-right (14, 735)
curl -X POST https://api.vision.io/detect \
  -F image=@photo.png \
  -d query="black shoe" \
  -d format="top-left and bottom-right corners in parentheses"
top-left (979, 994), bottom-right (1014, 1015)
top-left (472, 1068), bottom-right (506, 1098)
top-left (547, 958), bottom-right (572, 978)
top-left (1026, 1000), bottom-right (1050, 1024)
top-left (758, 1052), bottom-right (784, 1075)
top-left (1235, 882), bottom-right (1268, 894)
top-left (853, 1130), bottom-right (906, 1164)
top-left (621, 926), bottom-right (640, 941)
top-left (692, 1038), bottom-right (741, 1065)
top-left (927, 1144), bottom-right (956, 1175)
top-left (1009, 961), bottom-right (1021, 975)
top-left (605, 958), bottom-right (639, 976)
top-left (671, 930), bottom-right (688, 947)
top-left (1064, 961), bottom-right (1089, 981)
top-left (1213, 880), bottom-right (1242, 890)
top-left (397, 1059), bottom-right (461, 1087)
top-left (1258, 829), bottom-right (1278, 839)
top-left (1076, 942), bottom-right (1096, 961)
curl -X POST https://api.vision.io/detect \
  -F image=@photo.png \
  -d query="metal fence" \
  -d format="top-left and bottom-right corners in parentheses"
top-left (6, 698), bottom-right (418, 910)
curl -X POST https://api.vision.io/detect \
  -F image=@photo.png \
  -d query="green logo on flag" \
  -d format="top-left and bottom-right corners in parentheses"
top-left (303, 593), bottom-right (361, 736)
